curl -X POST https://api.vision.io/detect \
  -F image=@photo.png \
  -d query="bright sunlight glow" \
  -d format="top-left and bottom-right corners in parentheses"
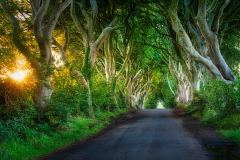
top-left (8, 70), bottom-right (29, 82)
top-left (52, 50), bottom-right (64, 68)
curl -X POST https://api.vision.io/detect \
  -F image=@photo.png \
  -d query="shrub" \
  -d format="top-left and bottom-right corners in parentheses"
top-left (43, 85), bottom-right (88, 126)
top-left (201, 107), bottom-right (218, 122)
top-left (233, 79), bottom-right (240, 110)
top-left (217, 114), bottom-right (240, 129)
top-left (0, 100), bottom-right (39, 139)
top-left (197, 79), bottom-right (236, 121)
top-left (162, 89), bottom-right (176, 108)
top-left (0, 107), bottom-right (38, 140)
top-left (0, 149), bottom-right (11, 160)
top-left (220, 129), bottom-right (240, 143)
top-left (93, 80), bottom-right (114, 111)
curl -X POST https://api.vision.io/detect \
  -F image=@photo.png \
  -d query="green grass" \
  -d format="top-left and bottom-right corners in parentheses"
top-left (217, 114), bottom-right (240, 129)
top-left (217, 114), bottom-right (240, 144)
top-left (219, 129), bottom-right (240, 143)
top-left (201, 112), bottom-right (240, 144)
top-left (0, 109), bottom-right (127, 160)
top-left (183, 105), bottom-right (240, 144)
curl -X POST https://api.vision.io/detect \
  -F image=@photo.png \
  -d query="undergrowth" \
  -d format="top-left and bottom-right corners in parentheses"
top-left (0, 109), bottom-right (127, 160)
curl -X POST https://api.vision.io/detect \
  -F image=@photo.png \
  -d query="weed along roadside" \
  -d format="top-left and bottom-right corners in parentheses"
top-left (38, 110), bottom-right (137, 160)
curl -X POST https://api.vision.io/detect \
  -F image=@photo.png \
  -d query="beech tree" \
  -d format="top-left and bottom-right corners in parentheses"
top-left (0, 0), bottom-right (71, 109)
top-left (170, 0), bottom-right (240, 82)
top-left (101, 30), bottom-right (132, 109)
top-left (31, 0), bottom-right (71, 109)
top-left (70, 0), bottom-right (118, 118)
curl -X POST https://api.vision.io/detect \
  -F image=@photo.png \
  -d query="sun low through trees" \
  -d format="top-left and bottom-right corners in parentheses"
top-left (1, 0), bottom-right (240, 159)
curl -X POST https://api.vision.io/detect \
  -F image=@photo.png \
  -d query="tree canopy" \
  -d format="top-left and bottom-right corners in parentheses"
top-left (1, 0), bottom-right (240, 158)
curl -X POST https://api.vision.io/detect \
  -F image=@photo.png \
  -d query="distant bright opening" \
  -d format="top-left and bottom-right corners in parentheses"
top-left (157, 100), bottom-right (165, 109)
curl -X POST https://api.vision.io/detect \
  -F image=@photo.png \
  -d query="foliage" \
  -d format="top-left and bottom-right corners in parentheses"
top-left (194, 79), bottom-right (237, 121)
top-left (0, 109), bottom-right (126, 160)
top-left (188, 79), bottom-right (240, 144)
top-left (92, 76), bottom-right (115, 111)
top-left (217, 114), bottom-right (240, 129)
top-left (2, 0), bottom-right (240, 158)
top-left (144, 93), bottom-right (158, 109)
top-left (220, 129), bottom-right (240, 144)
top-left (45, 86), bottom-right (84, 126)
top-left (161, 77), bottom-right (176, 108)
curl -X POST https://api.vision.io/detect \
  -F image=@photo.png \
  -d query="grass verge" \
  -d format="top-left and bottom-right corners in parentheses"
top-left (178, 106), bottom-right (240, 144)
top-left (0, 109), bottom-right (128, 160)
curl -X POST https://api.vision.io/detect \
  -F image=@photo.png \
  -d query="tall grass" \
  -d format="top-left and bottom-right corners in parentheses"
top-left (0, 109), bottom-right (126, 160)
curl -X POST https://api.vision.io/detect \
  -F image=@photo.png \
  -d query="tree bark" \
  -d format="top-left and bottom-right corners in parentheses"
top-left (35, 76), bottom-right (52, 109)
top-left (71, 0), bottom-right (118, 116)
top-left (87, 80), bottom-right (95, 119)
top-left (167, 0), bottom-right (226, 81)
top-left (30, 0), bottom-right (71, 109)
top-left (81, 46), bottom-right (95, 118)
top-left (169, 60), bottom-right (193, 104)
top-left (196, 0), bottom-right (234, 81)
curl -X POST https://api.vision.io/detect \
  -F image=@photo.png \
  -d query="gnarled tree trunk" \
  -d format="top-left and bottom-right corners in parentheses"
top-left (35, 76), bottom-right (52, 109)
top-left (71, 0), bottom-right (118, 118)
top-left (196, 0), bottom-right (234, 81)
top-left (0, 0), bottom-right (71, 109)
top-left (167, 0), bottom-right (227, 82)
top-left (31, 0), bottom-right (71, 109)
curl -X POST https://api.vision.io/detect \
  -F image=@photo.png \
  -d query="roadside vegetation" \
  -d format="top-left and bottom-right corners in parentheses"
top-left (0, 109), bottom-right (126, 160)
top-left (182, 79), bottom-right (240, 144)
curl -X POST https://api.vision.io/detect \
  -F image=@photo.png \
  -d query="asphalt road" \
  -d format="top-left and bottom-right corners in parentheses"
top-left (44, 109), bottom-right (210, 160)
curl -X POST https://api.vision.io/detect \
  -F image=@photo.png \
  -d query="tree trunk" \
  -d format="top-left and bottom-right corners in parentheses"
top-left (208, 36), bottom-right (235, 81)
top-left (87, 80), bottom-right (95, 119)
top-left (192, 67), bottom-right (201, 91)
top-left (195, 0), bottom-right (235, 81)
top-left (110, 78), bottom-right (119, 109)
top-left (167, 4), bottom-right (225, 81)
top-left (176, 82), bottom-right (193, 104)
top-left (35, 76), bottom-right (52, 110)
top-left (33, 34), bottom-right (53, 109)
top-left (196, 17), bottom-right (235, 81)
top-left (82, 45), bottom-right (95, 118)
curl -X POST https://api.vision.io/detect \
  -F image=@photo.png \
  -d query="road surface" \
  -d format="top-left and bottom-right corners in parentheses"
top-left (43, 109), bottom-right (210, 160)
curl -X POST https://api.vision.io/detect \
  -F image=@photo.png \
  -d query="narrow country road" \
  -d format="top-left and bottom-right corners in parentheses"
top-left (43, 109), bottom-right (211, 160)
